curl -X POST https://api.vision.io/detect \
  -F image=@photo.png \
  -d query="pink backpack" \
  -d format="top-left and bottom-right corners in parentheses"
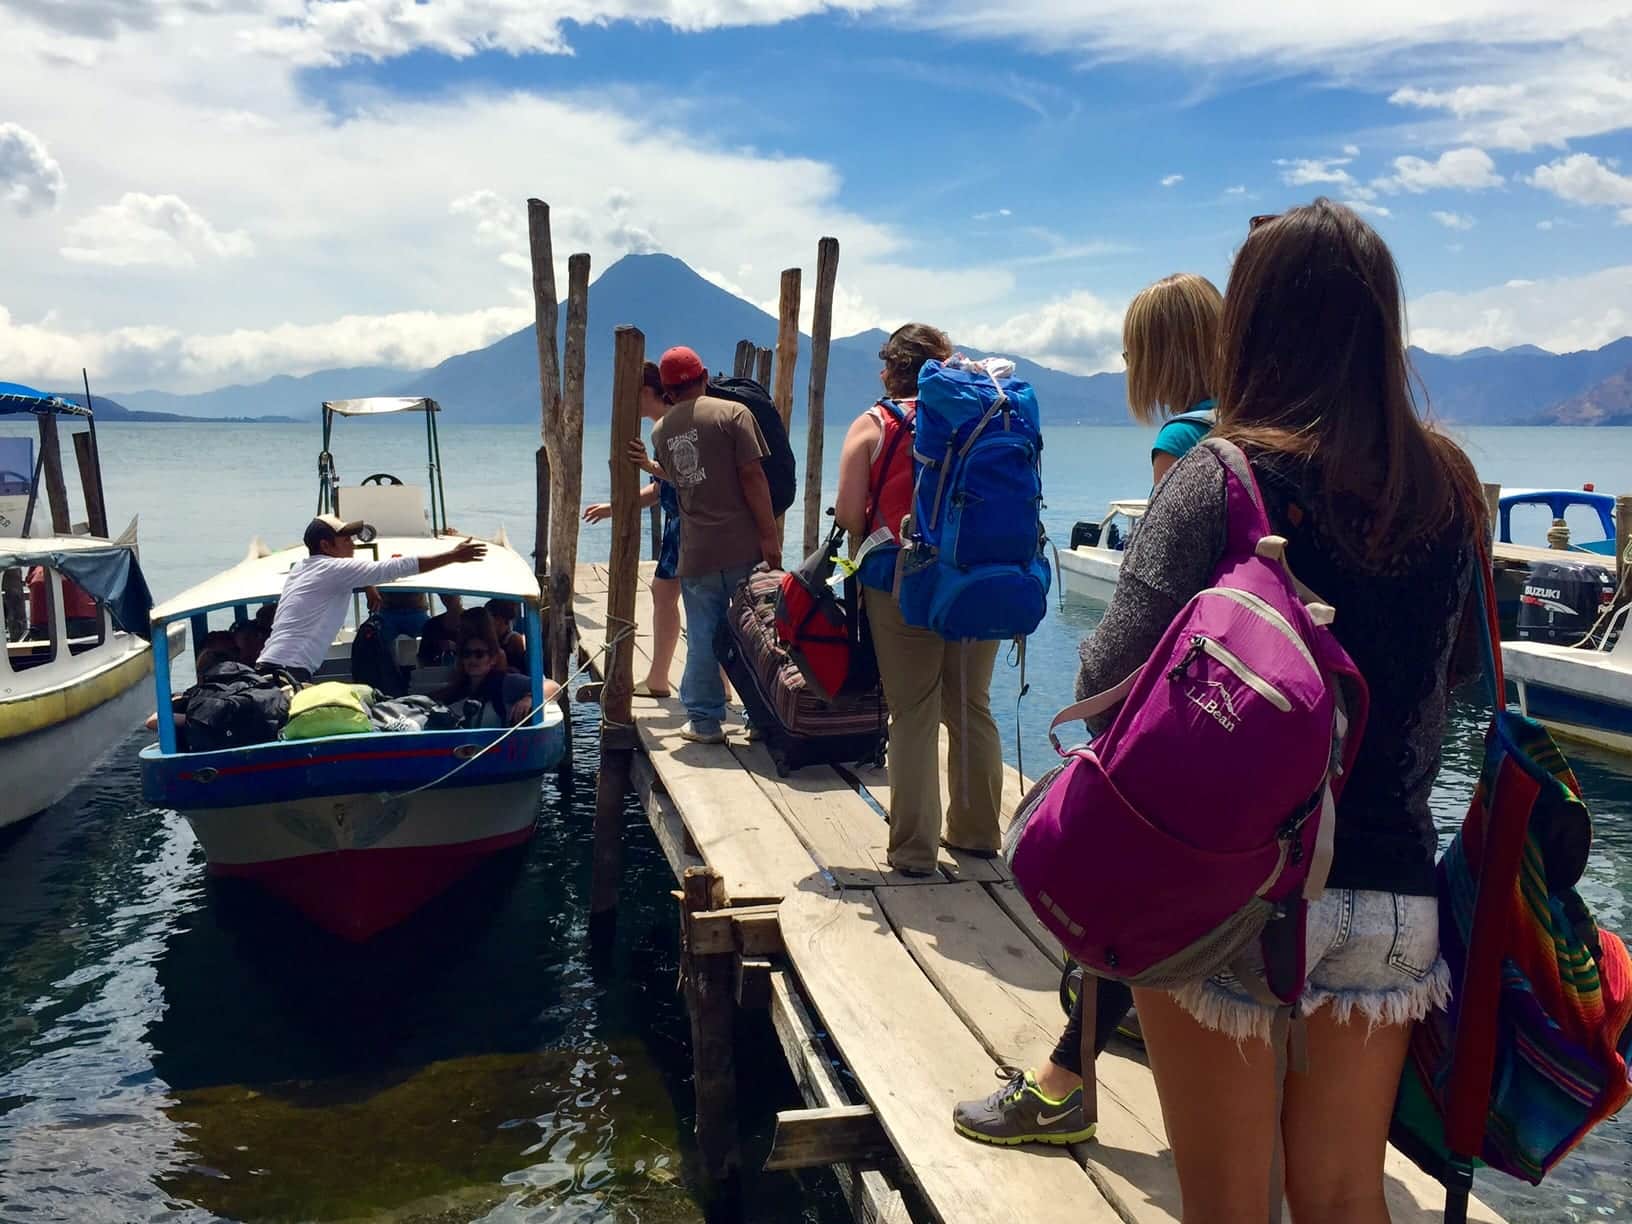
top-left (1011, 441), bottom-right (1369, 1006)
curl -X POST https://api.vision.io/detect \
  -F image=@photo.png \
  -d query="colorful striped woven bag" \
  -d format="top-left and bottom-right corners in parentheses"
top-left (1391, 553), bottom-right (1632, 1221)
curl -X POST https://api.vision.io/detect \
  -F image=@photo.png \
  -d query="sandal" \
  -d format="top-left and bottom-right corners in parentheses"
top-left (632, 681), bottom-right (672, 699)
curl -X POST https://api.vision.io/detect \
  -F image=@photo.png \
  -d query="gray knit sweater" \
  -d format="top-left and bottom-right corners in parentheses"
top-left (1074, 445), bottom-right (1476, 896)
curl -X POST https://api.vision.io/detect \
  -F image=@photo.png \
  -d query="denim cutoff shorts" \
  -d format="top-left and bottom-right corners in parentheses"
top-left (1171, 889), bottom-right (1450, 1043)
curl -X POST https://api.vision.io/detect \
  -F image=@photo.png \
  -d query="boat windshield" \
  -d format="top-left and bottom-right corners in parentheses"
top-left (316, 397), bottom-right (448, 535)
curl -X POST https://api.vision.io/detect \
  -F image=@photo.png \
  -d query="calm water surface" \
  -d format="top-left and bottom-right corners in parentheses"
top-left (2, 420), bottom-right (1630, 1222)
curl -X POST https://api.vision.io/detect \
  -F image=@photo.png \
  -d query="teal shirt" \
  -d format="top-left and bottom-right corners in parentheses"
top-left (1152, 399), bottom-right (1216, 462)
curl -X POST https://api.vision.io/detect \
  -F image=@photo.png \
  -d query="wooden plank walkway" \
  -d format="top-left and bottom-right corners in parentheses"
top-left (575, 563), bottom-right (1503, 1224)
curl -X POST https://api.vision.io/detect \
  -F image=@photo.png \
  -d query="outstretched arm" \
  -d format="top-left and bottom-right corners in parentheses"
top-left (417, 537), bottom-right (487, 575)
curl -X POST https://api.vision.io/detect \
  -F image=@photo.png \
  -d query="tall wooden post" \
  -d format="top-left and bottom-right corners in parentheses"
top-left (535, 448), bottom-right (551, 585)
top-left (682, 865), bottom-right (742, 1202)
top-left (803, 237), bottom-right (840, 555)
top-left (773, 268), bottom-right (802, 434)
top-left (591, 325), bottom-right (645, 923)
top-left (36, 412), bottom-right (70, 533)
top-left (549, 252), bottom-right (590, 684)
top-left (528, 198), bottom-right (562, 626)
top-left (733, 340), bottom-right (755, 379)
top-left (1616, 494), bottom-right (1632, 598)
top-left (72, 433), bottom-right (107, 538)
top-left (756, 346), bottom-right (773, 388)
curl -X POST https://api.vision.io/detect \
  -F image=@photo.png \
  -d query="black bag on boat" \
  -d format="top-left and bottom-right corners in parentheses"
top-left (351, 613), bottom-right (410, 697)
top-left (369, 694), bottom-right (459, 732)
top-left (183, 662), bottom-right (290, 752)
top-left (707, 377), bottom-right (797, 517)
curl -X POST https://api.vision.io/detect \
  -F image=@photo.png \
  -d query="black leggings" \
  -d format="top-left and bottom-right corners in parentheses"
top-left (1049, 977), bottom-right (1135, 1075)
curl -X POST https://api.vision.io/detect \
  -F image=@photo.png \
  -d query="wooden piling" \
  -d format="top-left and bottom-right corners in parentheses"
top-left (1616, 494), bottom-right (1632, 595)
top-left (527, 198), bottom-right (563, 637)
top-left (734, 340), bottom-right (755, 379)
top-left (756, 346), bottom-right (773, 389)
top-left (591, 325), bottom-right (645, 921)
top-left (803, 237), bottom-right (840, 555)
top-left (72, 433), bottom-right (107, 538)
top-left (773, 268), bottom-right (802, 434)
top-left (681, 865), bottom-right (742, 1197)
top-left (534, 447), bottom-right (551, 583)
top-left (547, 253), bottom-right (591, 685)
top-left (36, 411), bottom-right (70, 533)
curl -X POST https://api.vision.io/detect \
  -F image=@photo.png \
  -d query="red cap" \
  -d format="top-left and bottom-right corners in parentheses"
top-left (659, 346), bottom-right (707, 389)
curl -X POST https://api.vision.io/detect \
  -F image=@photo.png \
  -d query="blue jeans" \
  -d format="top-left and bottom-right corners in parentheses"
top-left (679, 563), bottom-right (754, 726)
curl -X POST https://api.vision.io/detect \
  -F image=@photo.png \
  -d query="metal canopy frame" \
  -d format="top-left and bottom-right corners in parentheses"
top-left (316, 397), bottom-right (448, 535)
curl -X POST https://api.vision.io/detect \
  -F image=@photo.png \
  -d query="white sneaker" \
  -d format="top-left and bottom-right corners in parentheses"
top-left (679, 720), bottom-right (727, 745)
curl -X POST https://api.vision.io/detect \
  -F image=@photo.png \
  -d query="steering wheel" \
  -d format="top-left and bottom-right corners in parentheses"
top-left (360, 473), bottom-right (403, 486)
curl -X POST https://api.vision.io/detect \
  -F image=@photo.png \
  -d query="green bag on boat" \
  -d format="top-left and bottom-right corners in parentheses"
top-left (281, 682), bottom-right (376, 740)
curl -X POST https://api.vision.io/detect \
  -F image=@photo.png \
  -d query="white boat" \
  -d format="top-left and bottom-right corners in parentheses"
top-left (138, 397), bottom-right (567, 940)
top-left (1058, 500), bottom-right (1146, 605)
top-left (1503, 600), bottom-right (1632, 757)
top-left (1, 383), bottom-right (174, 830)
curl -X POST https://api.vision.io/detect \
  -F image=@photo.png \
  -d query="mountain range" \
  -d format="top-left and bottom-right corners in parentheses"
top-left (93, 253), bottom-right (1632, 427)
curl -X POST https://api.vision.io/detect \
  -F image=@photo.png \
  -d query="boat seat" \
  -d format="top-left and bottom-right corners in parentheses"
top-left (338, 484), bottom-right (430, 537)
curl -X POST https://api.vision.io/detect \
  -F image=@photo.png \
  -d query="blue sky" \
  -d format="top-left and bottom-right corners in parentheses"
top-left (2, 2), bottom-right (1630, 390)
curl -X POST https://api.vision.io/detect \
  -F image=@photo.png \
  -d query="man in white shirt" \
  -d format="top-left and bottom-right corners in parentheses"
top-left (259, 516), bottom-right (486, 683)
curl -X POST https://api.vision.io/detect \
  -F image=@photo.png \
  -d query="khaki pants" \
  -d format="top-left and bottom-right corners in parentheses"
top-left (863, 586), bottom-right (1003, 873)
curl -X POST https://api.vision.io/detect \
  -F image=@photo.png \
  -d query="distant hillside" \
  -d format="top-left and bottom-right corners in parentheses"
top-left (50, 391), bottom-right (190, 422)
top-left (1544, 365), bottom-right (1632, 426)
top-left (112, 365), bottom-right (413, 420)
top-left (95, 253), bottom-right (1632, 426)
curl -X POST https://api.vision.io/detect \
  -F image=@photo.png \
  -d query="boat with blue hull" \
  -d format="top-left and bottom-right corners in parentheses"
top-left (140, 397), bottom-right (566, 940)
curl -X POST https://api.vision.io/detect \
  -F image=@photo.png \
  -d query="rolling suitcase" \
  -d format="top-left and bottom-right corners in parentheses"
top-left (717, 566), bottom-right (886, 775)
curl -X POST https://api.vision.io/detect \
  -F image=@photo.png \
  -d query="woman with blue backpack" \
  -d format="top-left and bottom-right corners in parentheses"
top-left (953, 271), bottom-right (1225, 1149)
top-left (1058, 200), bottom-right (1487, 1222)
top-left (833, 323), bottom-right (1005, 877)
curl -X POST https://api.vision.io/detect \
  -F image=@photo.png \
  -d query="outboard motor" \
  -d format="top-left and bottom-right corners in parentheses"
top-left (1070, 520), bottom-right (1101, 550)
top-left (1517, 560), bottom-right (1617, 646)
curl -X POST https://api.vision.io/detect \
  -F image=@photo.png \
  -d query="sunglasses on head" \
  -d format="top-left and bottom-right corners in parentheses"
top-left (1249, 214), bottom-right (1280, 233)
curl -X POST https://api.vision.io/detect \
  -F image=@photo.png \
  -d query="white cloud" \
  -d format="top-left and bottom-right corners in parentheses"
top-left (1345, 200), bottom-right (1392, 218)
top-left (1537, 219), bottom-right (1556, 231)
top-left (1342, 144), bottom-right (1361, 157)
top-left (0, 122), bottom-right (65, 214)
top-left (1279, 156), bottom-right (1353, 186)
top-left (1430, 210), bottom-right (1475, 230)
top-left (973, 207), bottom-right (1013, 220)
top-left (1528, 153), bottom-right (1632, 224)
top-left (1409, 264), bottom-right (1632, 356)
top-left (0, 300), bottom-right (532, 390)
top-left (60, 192), bottom-right (254, 268)
top-left (1160, 173), bottom-right (1183, 187)
top-left (1224, 185), bottom-right (1248, 197)
top-left (962, 290), bottom-right (1124, 375)
top-left (1373, 147), bottom-right (1502, 194)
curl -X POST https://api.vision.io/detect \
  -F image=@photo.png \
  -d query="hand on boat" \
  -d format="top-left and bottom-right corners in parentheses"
top-left (626, 439), bottom-right (661, 477)
top-left (508, 696), bottom-right (533, 723)
top-left (447, 538), bottom-right (487, 565)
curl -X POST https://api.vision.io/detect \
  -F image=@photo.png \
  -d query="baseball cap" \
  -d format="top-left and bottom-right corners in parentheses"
top-left (303, 514), bottom-right (375, 551)
top-left (658, 346), bottom-right (707, 390)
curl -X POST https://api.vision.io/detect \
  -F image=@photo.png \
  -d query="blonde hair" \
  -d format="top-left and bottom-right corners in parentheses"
top-left (1122, 273), bottom-right (1223, 425)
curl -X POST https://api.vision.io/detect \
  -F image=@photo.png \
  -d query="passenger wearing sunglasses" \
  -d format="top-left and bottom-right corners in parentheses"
top-left (258, 515), bottom-right (486, 685)
top-left (439, 629), bottom-right (538, 727)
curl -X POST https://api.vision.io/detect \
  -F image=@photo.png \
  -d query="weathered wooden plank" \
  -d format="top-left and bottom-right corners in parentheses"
top-left (844, 753), bottom-right (1009, 883)
top-left (733, 742), bottom-right (937, 888)
top-left (875, 882), bottom-right (1181, 1223)
top-left (629, 753), bottom-right (703, 879)
top-left (636, 715), bottom-right (821, 904)
top-left (781, 887), bottom-right (1118, 1224)
top-left (735, 956), bottom-right (772, 1008)
top-left (768, 971), bottom-right (913, 1224)
top-left (987, 879), bottom-right (1066, 969)
top-left (765, 1104), bottom-right (892, 1172)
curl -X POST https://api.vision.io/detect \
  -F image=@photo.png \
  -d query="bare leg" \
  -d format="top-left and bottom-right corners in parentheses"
top-left (1132, 986), bottom-right (1280, 1224)
top-left (1282, 1004), bottom-right (1411, 1224)
top-left (644, 576), bottom-right (679, 695)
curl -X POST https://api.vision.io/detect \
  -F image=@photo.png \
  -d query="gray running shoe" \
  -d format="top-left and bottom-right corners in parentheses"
top-left (679, 719), bottom-right (726, 744)
top-left (953, 1068), bottom-right (1096, 1147)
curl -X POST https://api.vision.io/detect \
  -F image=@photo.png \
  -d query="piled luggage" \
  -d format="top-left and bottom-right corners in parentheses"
top-left (717, 565), bottom-right (885, 776)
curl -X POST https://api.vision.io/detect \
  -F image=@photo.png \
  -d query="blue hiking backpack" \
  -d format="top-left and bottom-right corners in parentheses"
top-left (897, 359), bottom-right (1050, 640)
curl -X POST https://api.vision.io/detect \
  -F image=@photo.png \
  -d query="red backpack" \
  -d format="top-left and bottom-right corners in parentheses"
top-left (774, 523), bottom-right (879, 703)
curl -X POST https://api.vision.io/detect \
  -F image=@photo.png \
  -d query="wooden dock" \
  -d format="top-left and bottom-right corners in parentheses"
top-left (573, 561), bottom-right (1503, 1224)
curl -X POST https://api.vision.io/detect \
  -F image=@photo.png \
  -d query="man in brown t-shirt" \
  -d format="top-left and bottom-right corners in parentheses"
top-left (645, 346), bottom-right (781, 742)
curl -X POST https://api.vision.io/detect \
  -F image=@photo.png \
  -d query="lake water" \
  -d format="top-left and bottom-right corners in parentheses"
top-left (2, 417), bottom-right (1630, 1222)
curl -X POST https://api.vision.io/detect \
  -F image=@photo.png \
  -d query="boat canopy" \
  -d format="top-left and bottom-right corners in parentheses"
top-left (1107, 499), bottom-right (1148, 518)
top-left (150, 534), bottom-right (539, 624)
top-left (0, 382), bottom-right (92, 417)
top-left (0, 536), bottom-right (152, 638)
top-left (321, 397), bottom-right (438, 416)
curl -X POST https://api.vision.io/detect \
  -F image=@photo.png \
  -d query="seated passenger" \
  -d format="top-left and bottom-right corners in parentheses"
top-left (27, 566), bottom-right (101, 639)
top-left (484, 599), bottom-right (528, 671)
top-left (373, 590), bottom-right (430, 643)
top-left (145, 644), bottom-right (238, 740)
top-left (438, 630), bottom-right (534, 727)
top-left (418, 593), bottom-right (463, 665)
top-left (232, 617), bottom-right (268, 665)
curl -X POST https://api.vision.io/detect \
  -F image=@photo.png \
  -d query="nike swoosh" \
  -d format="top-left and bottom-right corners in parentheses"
top-left (1035, 1109), bottom-right (1076, 1127)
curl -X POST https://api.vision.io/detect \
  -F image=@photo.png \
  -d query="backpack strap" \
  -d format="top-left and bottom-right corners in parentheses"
top-left (1198, 437), bottom-right (1272, 559)
top-left (865, 398), bottom-right (913, 534)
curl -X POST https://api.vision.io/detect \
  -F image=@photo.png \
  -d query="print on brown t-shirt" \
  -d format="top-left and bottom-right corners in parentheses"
top-left (650, 394), bottom-right (769, 578)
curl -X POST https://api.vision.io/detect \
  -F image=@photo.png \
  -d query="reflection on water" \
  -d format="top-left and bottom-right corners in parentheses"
top-left (0, 706), bottom-right (840, 1222)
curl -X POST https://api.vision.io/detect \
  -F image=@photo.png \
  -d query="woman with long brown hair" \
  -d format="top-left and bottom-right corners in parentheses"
top-left (1074, 199), bottom-right (1485, 1221)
